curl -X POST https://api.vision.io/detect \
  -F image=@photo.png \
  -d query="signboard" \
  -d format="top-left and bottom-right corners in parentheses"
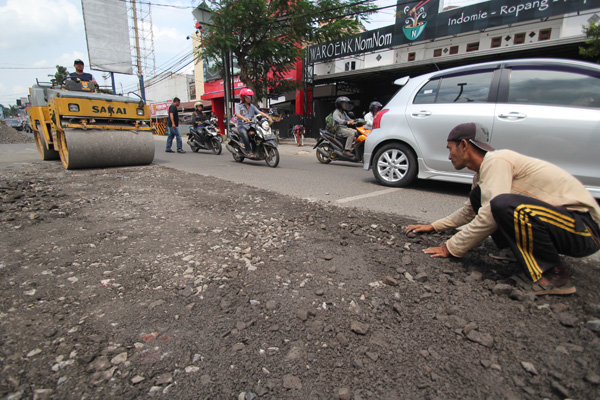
top-left (308, 0), bottom-right (600, 63)
top-left (81, 0), bottom-right (134, 74)
top-left (149, 100), bottom-right (173, 117)
top-left (203, 57), bottom-right (241, 82)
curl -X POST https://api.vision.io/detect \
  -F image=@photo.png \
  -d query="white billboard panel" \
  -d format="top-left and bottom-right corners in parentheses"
top-left (81, 0), bottom-right (133, 75)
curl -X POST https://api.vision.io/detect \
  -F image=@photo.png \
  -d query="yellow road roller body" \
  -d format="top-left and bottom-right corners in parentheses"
top-left (28, 81), bottom-right (155, 169)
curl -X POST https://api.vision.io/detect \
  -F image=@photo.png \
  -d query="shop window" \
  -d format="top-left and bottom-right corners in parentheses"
top-left (466, 42), bottom-right (479, 52)
top-left (433, 49), bottom-right (442, 57)
top-left (514, 33), bottom-right (526, 45)
top-left (491, 36), bottom-right (502, 48)
top-left (449, 46), bottom-right (459, 55)
top-left (539, 28), bottom-right (552, 41)
top-left (408, 52), bottom-right (416, 61)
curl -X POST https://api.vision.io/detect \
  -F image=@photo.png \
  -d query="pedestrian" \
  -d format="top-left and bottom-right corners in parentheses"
top-left (405, 122), bottom-right (600, 295)
top-left (166, 97), bottom-right (185, 153)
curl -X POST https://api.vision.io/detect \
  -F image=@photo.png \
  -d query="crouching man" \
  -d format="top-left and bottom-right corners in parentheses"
top-left (406, 123), bottom-right (600, 295)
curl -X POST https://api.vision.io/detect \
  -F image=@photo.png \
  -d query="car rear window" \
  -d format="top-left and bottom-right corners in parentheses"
top-left (414, 71), bottom-right (494, 104)
top-left (507, 68), bottom-right (600, 108)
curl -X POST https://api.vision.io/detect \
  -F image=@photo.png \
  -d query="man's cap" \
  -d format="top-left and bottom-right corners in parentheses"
top-left (447, 122), bottom-right (495, 152)
top-left (74, 59), bottom-right (84, 65)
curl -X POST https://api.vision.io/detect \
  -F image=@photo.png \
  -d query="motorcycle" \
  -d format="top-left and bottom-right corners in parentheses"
top-left (314, 119), bottom-right (371, 164)
top-left (226, 114), bottom-right (280, 168)
top-left (187, 116), bottom-right (222, 155)
top-left (204, 116), bottom-right (224, 143)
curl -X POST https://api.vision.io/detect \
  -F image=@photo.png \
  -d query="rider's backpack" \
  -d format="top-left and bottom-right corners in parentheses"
top-left (325, 112), bottom-right (335, 133)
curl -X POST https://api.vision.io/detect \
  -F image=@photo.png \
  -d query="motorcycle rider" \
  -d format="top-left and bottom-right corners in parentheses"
top-left (190, 102), bottom-right (208, 146)
top-left (235, 88), bottom-right (272, 158)
top-left (192, 102), bottom-right (207, 129)
top-left (364, 101), bottom-right (382, 130)
top-left (332, 96), bottom-right (357, 157)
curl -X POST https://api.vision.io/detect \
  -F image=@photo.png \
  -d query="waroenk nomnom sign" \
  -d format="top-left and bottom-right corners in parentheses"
top-left (308, 0), bottom-right (600, 63)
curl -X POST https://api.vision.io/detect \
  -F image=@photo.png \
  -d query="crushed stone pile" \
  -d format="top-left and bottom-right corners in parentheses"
top-left (0, 124), bottom-right (35, 144)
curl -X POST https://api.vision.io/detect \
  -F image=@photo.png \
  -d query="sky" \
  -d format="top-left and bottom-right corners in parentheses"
top-left (0, 0), bottom-right (469, 107)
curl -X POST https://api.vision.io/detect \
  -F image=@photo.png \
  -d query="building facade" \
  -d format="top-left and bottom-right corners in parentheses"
top-left (305, 0), bottom-right (600, 135)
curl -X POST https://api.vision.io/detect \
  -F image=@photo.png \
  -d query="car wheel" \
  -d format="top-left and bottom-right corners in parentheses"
top-left (372, 143), bottom-right (417, 187)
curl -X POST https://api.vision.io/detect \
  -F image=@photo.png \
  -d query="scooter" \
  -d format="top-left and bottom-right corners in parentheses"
top-left (187, 116), bottom-right (222, 155)
top-left (314, 120), bottom-right (371, 164)
top-left (226, 114), bottom-right (280, 168)
top-left (204, 116), bottom-right (224, 143)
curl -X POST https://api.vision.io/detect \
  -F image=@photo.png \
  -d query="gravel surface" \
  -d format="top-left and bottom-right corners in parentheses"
top-left (1, 151), bottom-right (600, 399)
top-left (0, 124), bottom-right (35, 144)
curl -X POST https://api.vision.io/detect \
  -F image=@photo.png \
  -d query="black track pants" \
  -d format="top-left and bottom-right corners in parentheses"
top-left (490, 194), bottom-right (600, 281)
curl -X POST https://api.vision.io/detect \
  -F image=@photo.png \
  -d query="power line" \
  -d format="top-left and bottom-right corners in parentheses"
top-left (0, 67), bottom-right (56, 70)
top-left (115, 0), bottom-right (193, 9)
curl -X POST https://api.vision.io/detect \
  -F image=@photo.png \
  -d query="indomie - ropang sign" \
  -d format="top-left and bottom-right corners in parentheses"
top-left (307, 0), bottom-right (600, 63)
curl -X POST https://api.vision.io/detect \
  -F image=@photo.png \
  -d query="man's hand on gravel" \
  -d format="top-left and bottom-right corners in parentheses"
top-left (423, 243), bottom-right (451, 258)
top-left (405, 224), bottom-right (435, 234)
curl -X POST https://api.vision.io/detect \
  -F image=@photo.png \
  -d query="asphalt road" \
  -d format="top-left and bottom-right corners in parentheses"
top-left (5, 135), bottom-right (600, 264)
top-left (152, 135), bottom-right (470, 223)
top-left (0, 135), bottom-right (469, 223)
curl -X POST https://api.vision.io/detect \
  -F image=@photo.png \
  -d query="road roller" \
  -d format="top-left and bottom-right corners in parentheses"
top-left (27, 80), bottom-right (155, 169)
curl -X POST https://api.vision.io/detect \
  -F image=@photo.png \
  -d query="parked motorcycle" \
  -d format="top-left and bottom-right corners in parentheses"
top-left (314, 120), bottom-right (370, 164)
top-left (187, 116), bottom-right (222, 155)
top-left (226, 115), bottom-right (279, 168)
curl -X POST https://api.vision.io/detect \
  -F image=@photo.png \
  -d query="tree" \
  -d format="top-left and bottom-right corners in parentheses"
top-left (580, 22), bottom-right (600, 63)
top-left (199, 0), bottom-right (376, 102)
top-left (54, 65), bottom-right (69, 85)
top-left (7, 105), bottom-right (19, 117)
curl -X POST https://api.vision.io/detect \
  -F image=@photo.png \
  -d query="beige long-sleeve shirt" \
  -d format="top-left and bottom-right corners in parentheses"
top-left (432, 150), bottom-right (600, 257)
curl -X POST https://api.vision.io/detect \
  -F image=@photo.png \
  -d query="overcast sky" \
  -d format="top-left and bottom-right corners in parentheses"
top-left (0, 0), bottom-right (471, 107)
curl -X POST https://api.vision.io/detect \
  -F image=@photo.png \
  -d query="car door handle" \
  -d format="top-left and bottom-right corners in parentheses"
top-left (498, 112), bottom-right (526, 120)
top-left (411, 110), bottom-right (432, 118)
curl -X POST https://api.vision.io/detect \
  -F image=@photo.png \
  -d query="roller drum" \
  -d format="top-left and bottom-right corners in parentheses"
top-left (58, 129), bottom-right (155, 169)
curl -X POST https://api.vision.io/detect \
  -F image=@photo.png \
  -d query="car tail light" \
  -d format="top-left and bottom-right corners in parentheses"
top-left (372, 109), bottom-right (389, 130)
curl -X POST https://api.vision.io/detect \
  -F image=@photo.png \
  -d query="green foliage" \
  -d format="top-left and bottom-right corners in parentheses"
top-left (7, 105), bottom-right (19, 117)
top-left (54, 65), bottom-right (69, 85)
top-left (199, 0), bottom-right (376, 102)
top-left (580, 22), bottom-right (600, 63)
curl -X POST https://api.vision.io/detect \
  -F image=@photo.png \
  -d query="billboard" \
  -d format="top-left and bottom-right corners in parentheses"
top-left (308, 0), bottom-right (600, 63)
top-left (149, 100), bottom-right (173, 117)
top-left (81, 0), bottom-right (134, 74)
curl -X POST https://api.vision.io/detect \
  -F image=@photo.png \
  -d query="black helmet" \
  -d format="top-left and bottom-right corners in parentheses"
top-left (369, 101), bottom-right (382, 113)
top-left (335, 96), bottom-right (350, 110)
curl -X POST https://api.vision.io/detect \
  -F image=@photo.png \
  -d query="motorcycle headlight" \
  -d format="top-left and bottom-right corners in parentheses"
top-left (261, 121), bottom-right (270, 130)
top-left (68, 103), bottom-right (80, 112)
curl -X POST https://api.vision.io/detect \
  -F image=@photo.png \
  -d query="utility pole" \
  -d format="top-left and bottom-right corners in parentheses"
top-left (131, 0), bottom-right (146, 101)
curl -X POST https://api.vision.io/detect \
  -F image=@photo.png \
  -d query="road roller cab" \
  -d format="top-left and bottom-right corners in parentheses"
top-left (28, 80), bottom-right (155, 169)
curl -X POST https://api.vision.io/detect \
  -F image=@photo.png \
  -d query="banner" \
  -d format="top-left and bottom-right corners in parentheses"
top-left (149, 100), bottom-right (173, 117)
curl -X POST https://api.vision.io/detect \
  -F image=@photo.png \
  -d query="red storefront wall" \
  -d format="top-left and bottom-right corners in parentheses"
top-left (201, 59), bottom-right (310, 133)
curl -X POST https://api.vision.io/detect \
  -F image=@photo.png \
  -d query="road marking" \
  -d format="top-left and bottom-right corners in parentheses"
top-left (336, 188), bottom-right (400, 204)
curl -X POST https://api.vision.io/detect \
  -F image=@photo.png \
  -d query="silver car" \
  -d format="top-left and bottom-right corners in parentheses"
top-left (363, 58), bottom-right (600, 198)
